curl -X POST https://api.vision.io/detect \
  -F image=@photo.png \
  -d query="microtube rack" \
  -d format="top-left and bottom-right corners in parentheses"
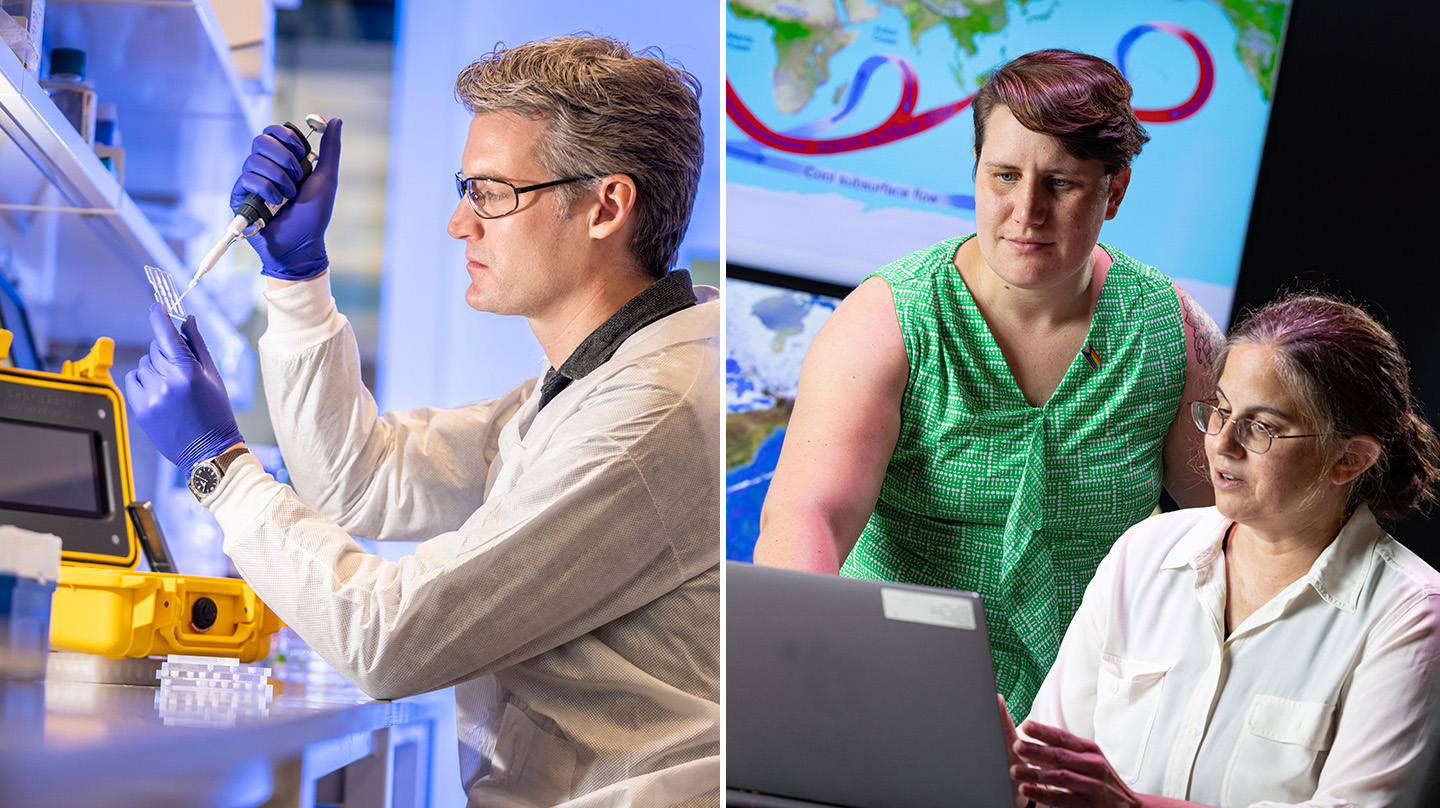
top-left (143, 265), bottom-right (187, 323)
top-left (159, 654), bottom-right (271, 680)
top-left (158, 655), bottom-right (274, 696)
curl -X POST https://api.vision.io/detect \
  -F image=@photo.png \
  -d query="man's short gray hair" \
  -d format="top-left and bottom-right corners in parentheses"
top-left (456, 35), bottom-right (704, 279)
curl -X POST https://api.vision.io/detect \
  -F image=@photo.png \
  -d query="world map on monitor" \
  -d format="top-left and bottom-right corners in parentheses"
top-left (726, 0), bottom-right (1292, 326)
top-left (727, 274), bottom-right (845, 561)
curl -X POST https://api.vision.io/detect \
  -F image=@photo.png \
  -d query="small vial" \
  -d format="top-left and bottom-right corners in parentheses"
top-left (94, 101), bottom-right (124, 180)
top-left (40, 47), bottom-right (96, 144)
top-left (95, 101), bottom-right (119, 146)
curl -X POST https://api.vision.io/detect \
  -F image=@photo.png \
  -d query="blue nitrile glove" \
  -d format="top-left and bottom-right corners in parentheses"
top-left (228, 117), bottom-right (344, 281)
top-left (124, 303), bottom-right (245, 472)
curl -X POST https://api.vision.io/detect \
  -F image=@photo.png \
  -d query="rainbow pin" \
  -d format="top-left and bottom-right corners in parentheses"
top-left (1081, 343), bottom-right (1102, 369)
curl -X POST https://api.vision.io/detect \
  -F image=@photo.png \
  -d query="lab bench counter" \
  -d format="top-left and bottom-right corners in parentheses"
top-left (0, 655), bottom-right (450, 808)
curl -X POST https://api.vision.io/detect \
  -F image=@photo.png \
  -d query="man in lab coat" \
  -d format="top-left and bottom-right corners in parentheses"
top-left (125, 36), bottom-right (718, 807)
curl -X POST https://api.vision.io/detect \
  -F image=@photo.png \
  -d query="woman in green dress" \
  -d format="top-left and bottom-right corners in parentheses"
top-left (754, 49), bottom-right (1221, 721)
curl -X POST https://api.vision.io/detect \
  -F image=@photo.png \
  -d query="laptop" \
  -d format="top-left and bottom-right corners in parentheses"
top-left (726, 561), bottom-right (1015, 808)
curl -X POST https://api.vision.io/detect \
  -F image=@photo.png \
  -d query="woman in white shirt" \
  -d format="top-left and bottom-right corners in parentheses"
top-left (1006, 293), bottom-right (1440, 807)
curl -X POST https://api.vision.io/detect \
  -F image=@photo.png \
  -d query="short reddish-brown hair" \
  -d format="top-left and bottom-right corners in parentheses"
top-left (972, 49), bottom-right (1149, 177)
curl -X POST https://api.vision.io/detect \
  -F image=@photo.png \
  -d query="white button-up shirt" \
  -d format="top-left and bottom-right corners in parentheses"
top-left (208, 275), bottom-right (720, 807)
top-left (1029, 505), bottom-right (1440, 807)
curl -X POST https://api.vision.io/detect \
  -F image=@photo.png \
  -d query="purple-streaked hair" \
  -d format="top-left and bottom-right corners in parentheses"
top-left (1218, 294), bottom-right (1440, 522)
top-left (972, 49), bottom-right (1149, 177)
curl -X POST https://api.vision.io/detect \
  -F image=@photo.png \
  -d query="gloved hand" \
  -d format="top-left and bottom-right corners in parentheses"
top-left (229, 117), bottom-right (344, 281)
top-left (125, 303), bottom-right (244, 471)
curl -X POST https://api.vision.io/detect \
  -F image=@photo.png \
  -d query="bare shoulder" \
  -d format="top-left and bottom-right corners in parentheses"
top-left (830, 275), bottom-right (902, 340)
top-left (802, 275), bottom-right (908, 396)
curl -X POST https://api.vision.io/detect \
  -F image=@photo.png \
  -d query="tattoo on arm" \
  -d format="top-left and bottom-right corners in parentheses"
top-left (1179, 289), bottom-right (1222, 371)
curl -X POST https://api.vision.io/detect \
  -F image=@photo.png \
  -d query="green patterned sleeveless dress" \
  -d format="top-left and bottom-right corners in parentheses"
top-left (840, 235), bottom-right (1186, 720)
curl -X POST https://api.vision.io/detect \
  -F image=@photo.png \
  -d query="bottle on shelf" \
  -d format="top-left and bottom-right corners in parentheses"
top-left (40, 46), bottom-right (97, 145)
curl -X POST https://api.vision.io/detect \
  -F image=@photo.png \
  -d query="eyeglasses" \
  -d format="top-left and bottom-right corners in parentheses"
top-left (453, 173), bottom-right (599, 219)
top-left (1189, 401), bottom-right (1323, 454)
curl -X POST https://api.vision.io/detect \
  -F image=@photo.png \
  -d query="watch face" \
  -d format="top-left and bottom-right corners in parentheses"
top-left (189, 463), bottom-right (220, 498)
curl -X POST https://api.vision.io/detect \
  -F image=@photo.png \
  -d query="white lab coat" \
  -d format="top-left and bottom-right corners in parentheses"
top-left (207, 275), bottom-right (721, 807)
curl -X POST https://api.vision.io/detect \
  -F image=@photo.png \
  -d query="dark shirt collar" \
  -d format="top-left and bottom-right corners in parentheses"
top-left (538, 270), bottom-right (698, 410)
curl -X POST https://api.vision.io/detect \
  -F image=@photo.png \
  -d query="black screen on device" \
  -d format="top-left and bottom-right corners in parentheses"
top-left (0, 418), bottom-right (103, 517)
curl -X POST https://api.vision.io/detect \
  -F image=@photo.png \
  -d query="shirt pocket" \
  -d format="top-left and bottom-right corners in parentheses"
top-left (1223, 694), bottom-right (1335, 806)
top-left (1094, 654), bottom-right (1170, 784)
top-left (486, 701), bottom-right (578, 807)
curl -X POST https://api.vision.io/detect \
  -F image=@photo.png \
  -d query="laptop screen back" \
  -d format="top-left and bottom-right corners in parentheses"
top-left (726, 561), bottom-right (1015, 808)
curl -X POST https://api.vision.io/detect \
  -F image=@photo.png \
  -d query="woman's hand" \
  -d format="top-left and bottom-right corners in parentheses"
top-left (1011, 719), bottom-right (1144, 808)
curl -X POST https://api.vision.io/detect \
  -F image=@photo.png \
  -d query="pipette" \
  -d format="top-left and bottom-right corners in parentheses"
top-left (179, 113), bottom-right (328, 301)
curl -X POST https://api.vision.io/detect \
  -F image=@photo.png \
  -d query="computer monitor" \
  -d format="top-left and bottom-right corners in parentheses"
top-left (726, 266), bottom-right (851, 561)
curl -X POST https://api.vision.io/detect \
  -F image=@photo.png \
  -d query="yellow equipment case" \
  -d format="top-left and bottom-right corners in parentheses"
top-left (0, 330), bottom-right (280, 662)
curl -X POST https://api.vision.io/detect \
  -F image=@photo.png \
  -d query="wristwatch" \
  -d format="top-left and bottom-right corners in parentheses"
top-left (188, 446), bottom-right (250, 502)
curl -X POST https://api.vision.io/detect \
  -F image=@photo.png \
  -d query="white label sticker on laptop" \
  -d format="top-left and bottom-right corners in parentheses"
top-left (880, 588), bottom-right (977, 630)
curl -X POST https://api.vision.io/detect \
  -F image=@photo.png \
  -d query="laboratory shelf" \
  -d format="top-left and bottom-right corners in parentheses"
top-left (40, 0), bottom-right (264, 204)
top-left (0, 0), bottom-right (257, 352)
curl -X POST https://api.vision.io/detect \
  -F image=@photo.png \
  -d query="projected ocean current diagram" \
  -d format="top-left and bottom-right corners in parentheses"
top-left (725, 0), bottom-right (1290, 301)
